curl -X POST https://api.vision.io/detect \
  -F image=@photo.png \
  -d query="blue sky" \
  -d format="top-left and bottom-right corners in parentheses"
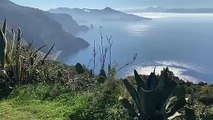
top-left (10, 0), bottom-right (213, 10)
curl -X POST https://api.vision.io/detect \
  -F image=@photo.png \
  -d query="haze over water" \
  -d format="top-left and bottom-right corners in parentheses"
top-left (67, 13), bottom-right (213, 84)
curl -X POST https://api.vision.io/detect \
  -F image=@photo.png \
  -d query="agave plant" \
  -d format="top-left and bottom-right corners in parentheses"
top-left (120, 68), bottom-right (186, 120)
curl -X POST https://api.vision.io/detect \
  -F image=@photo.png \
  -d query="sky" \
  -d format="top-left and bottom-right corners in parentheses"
top-left (10, 0), bottom-right (213, 10)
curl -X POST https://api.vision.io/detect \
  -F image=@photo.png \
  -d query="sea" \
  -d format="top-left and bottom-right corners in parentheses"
top-left (66, 13), bottom-right (213, 84)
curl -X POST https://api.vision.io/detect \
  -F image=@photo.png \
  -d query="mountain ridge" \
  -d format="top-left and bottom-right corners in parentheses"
top-left (50, 13), bottom-right (89, 35)
top-left (49, 7), bottom-right (151, 22)
top-left (0, 0), bottom-right (89, 59)
top-left (125, 6), bottom-right (213, 13)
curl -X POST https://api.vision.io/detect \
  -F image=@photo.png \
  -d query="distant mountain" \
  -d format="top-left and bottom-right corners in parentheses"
top-left (0, 0), bottom-right (89, 59)
top-left (50, 13), bottom-right (89, 35)
top-left (49, 7), bottom-right (151, 22)
top-left (126, 6), bottom-right (165, 13)
top-left (165, 8), bottom-right (213, 13)
top-left (126, 6), bottom-right (213, 13)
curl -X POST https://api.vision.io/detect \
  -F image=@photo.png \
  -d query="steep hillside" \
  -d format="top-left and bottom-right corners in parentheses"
top-left (50, 13), bottom-right (89, 35)
top-left (0, 0), bottom-right (89, 59)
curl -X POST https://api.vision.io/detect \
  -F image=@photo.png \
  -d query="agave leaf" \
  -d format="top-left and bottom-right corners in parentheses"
top-left (134, 70), bottom-right (147, 90)
top-left (165, 96), bottom-right (178, 111)
top-left (137, 87), bottom-right (155, 118)
top-left (123, 79), bottom-right (140, 111)
top-left (167, 112), bottom-right (182, 120)
top-left (3, 18), bottom-right (7, 35)
top-left (185, 107), bottom-right (196, 120)
top-left (155, 69), bottom-right (177, 112)
top-left (146, 72), bottom-right (159, 90)
top-left (175, 86), bottom-right (186, 99)
top-left (120, 98), bottom-right (138, 118)
top-left (166, 97), bottom-right (186, 118)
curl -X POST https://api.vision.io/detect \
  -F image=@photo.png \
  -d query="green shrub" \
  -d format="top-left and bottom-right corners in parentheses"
top-left (75, 63), bottom-right (85, 74)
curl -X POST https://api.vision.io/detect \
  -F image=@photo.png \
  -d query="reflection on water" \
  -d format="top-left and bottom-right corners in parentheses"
top-left (126, 60), bottom-right (202, 83)
top-left (67, 13), bottom-right (213, 83)
top-left (126, 24), bottom-right (151, 36)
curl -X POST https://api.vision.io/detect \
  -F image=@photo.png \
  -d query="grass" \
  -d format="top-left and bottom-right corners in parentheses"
top-left (0, 100), bottom-right (64, 120)
top-left (0, 81), bottom-right (128, 120)
top-left (0, 84), bottom-right (94, 120)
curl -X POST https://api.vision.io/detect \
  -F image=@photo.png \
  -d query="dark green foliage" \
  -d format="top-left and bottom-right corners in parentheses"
top-left (121, 68), bottom-right (186, 120)
top-left (89, 69), bottom-right (93, 78)
top-left (0, 78), bottom-right (12, 99)
top-left (75, 63), bottom-right (85, 74)
top-left (199, 96), bottom-right (213, 106)
top-left (175, 85), bottom-right (186, 99)
top-left (99, 69), bottom-right (107, 78)
top-left (202, 114), bottom-right (213, 120)
top-left (185, 107), bottom-right (196, 120)
top-left (97, 76), bottom-right (105, 83)
top-left (97, 69), bottom-right (107, 83)
top-left (120, 98), bottom-right (138, 118)
top-left (165, 97), bottom-right (186, 118)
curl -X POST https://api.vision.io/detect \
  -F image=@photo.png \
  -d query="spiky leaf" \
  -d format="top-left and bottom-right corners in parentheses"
top-left (166, 96), bottom-right (178, 111)
top-left (134, 70), bottom-right (147, 90)
top-left (146, 72), bottom-right (159, 90)
top-left (155, 69), bottom-right (177, 112)
top-left (123, 79), bottom-right (140, 110)
top-left (166, 97), bottom-right (186, 118)
top-left (3, 18), bottom-right (7, 35)
top-left (138, 87), bottom-right (155, 118)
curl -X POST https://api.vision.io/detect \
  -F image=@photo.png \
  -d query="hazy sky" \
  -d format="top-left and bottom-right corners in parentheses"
top-left (10, 0), bottom-right (213, 10)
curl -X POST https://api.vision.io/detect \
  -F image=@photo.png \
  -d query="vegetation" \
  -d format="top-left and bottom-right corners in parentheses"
top-left (120, 68), bottom-right (186, 120)
top-left (0, 20), bottom-right (212, 120)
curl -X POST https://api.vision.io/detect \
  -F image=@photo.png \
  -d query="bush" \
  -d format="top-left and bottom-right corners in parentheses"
top-left (75, 63), bottom-right (85, 74)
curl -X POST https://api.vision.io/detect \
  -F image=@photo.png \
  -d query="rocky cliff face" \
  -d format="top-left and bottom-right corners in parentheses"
top-left (0, 0), bottom-right (89, 59)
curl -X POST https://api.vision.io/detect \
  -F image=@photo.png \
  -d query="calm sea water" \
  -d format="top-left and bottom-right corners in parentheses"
top-left (66, 13), bottom-right (213, 83)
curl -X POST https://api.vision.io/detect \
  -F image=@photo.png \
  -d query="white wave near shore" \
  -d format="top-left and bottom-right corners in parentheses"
top-left (126, 61), bottom-right (206, 83)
